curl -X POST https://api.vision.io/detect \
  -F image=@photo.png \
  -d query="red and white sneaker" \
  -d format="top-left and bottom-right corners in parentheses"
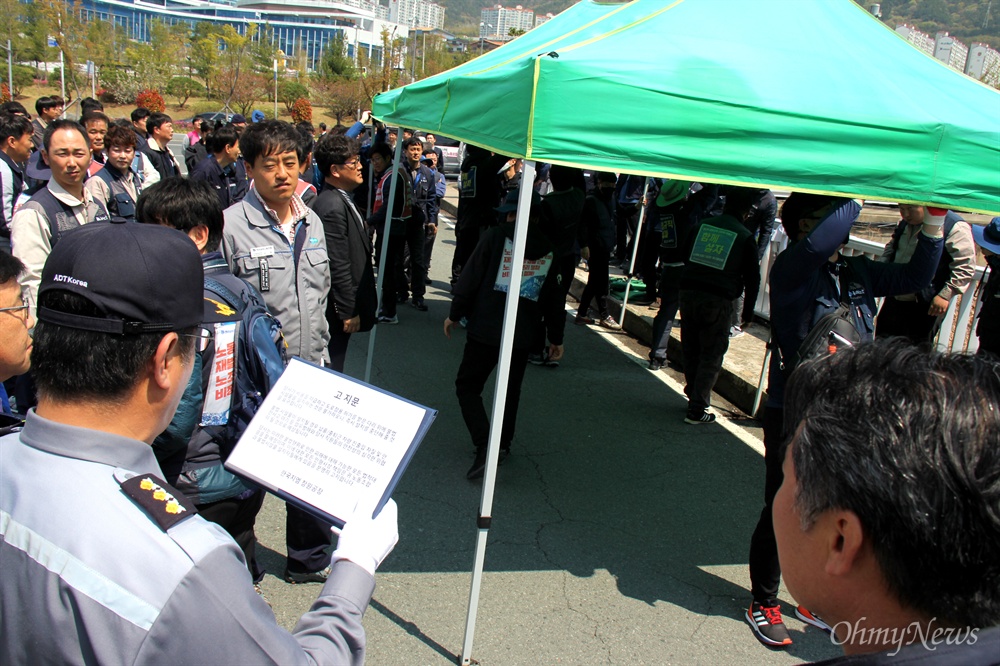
top-left (795, 605), bottom-right (833, 633)
top-left (746, 601), bottom-right (792, 647)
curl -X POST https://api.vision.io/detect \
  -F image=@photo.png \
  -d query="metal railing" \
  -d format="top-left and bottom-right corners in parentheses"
top-left (752, 226), bottom-right (986, 353)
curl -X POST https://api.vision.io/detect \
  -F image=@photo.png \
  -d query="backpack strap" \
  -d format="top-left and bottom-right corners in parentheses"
top-left (204, 276), bottom-right (244, 313)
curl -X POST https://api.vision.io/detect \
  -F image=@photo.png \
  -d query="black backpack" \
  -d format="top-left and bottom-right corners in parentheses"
top-left (203, 277), bottom-right (287, 452)
top-left (783, 266), bottom-right (864, 375)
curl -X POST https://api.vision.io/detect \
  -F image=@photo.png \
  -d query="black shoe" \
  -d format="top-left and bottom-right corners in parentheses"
top-left (397, 293), bottom-right (409, 303)
top-left (527, 352), bottom-right (546, 366)
top-left (411, 299), bottom-right (428, 311)
top-left (467, 449), bottom-right (487, 480)
top-left (648, 358), bottom-right (665, 371)
top-left (684, 409), bottom-right (717, 424)
top-left (746, 601), bottom-right (793, 647)
top-left (284, 565), bottom-right (331, 584)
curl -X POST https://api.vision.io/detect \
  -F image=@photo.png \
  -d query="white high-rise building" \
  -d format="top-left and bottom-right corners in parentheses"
top-left (895, 24), bottom-right (935, 56)
top-left (480, 4), bottom-right (534, 39)
top-left (389, 0), bottom-right (446, 30)
top-left (535, 12), bottom-right (555, 28)
top-left (966, 42), bottom-right (1000, 87)
top-left (935, 32), bottom-right (969, 71)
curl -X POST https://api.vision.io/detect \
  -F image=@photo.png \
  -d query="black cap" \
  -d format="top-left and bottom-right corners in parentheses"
top-left (37, 221), bottom-right (204, 335)
top-left (231, 114), bottom-right (247, 124)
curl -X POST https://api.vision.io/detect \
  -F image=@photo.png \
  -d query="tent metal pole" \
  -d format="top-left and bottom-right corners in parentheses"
top-left (460, 160), bottom-right (537, 666)
top-left (364, 138), bottom-right (404, 384)
top-left (619, 177), bottom-right (653, 325)
top-left (753, 339), bottom-right (771, 418)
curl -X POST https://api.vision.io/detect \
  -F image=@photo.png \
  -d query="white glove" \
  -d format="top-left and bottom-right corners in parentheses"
top-left (331, 499), bottom-right (399, 577)
top-left (359, 110), bottom-right (372, 125)
top-left (923, 206), bottom-right (948, 227)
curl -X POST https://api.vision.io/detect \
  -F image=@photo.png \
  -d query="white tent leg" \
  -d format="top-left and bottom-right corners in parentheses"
top-left (365, 137), bottom-right (405, 384)
top-left (460, 160), bottom-right (537, 666)
top-left (619, 177), bottom-right (653, 325)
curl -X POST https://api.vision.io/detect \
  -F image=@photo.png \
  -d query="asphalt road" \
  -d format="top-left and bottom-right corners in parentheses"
top-left (249, 205), bottom-right (843, 665)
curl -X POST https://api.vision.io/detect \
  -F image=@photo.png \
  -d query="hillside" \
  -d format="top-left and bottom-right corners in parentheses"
top-left (877, 0), bottom-right (1000, 46)
top-left (443, 0), bottom-right (574, 34)
top-left (441, 0), bottom-right (1000, 47)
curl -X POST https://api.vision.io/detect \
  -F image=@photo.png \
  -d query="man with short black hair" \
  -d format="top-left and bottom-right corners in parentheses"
top-left (221, 119), bottom-right (334, 584)
top-left (311, 133), bottom-right (376, 373)
top-left (190, 124), bottom-right (247, 209)
top-left (80, 111), bottom-right (110, 177)
top-left (131, 107), bottom-right (151, 151)
top-left (11, 120), bottom-right (110, 311)
top-left (0, 114), bottom-right (33, 253)
top-left (31, 96), bottom-right (63, 150)
top-left (0, 102), bottom-right (29, 117)
top-left (137, 176), bottom-right (272, 584)
top-left (85, 124), bottom-right (141, 223)
top-left (776, 340), bottom-right (1000, 663)
top-left (0, 219), bottom-right (398, 664)
top-left (399, 135), bottom-right (434, 310)
top-left (145, 113), bottom-right (180, 181)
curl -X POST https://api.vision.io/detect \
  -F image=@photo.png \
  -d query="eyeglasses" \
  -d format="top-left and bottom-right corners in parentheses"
top-left (179, 326), bottom-right (214, 353)
top-left (0, 297), bottom-right (30, 321)
top-left (339, 158), bottom-right (362, 169)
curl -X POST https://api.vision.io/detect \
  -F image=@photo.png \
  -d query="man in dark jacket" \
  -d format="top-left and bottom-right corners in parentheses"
top-left (444, 189), bottom-right (555, 480)
top-left (190, 125), bottom-right (248, 210)
top-left (450, 144), bottom-right (509, 289)
top-left (144, 113), bottom-right (180, 181)
top-left (775, 340), bottom-right (1000, 665)
top-left (576, 172), bottom-right (621, 330)
top-left (311, 134), bottom-right (377, 373)
top-left (137, 176), bottom-right (269, 583)
top-left (528, 165), bottom-right (585, 366)
top-left (745, 194), bottom-right (944, 649)
top-left (678, 188), bottom-right (761, 424)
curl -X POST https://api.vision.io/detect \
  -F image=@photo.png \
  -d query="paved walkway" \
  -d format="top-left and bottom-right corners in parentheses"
top-left (252, 194), bottom-right (841, 664)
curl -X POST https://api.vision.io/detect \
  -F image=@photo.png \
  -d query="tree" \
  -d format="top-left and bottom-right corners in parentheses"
top-left (214, 23), bottom-right (276, 113)
top-left (11, 66), bottom-right (36, 98)
top-left (357, 27), bottom-right (405, 100)
top-left (166, 76), bottom-right (203, 108)
top-left (36, 0), bottom-right (90, 101)
top-left (190, 22), bottom-right (219, 98)
top-left (508, 27), bottom-right (526, 37)
top-left (316, 77), bottom-right (368, 126)
top-left (319, 33), bottom-right (357, 80)
top-left (278, 80), bottom-right (309, 112)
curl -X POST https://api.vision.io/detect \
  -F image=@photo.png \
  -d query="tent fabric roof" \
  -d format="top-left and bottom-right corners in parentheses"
top-left (373, 0), bottom-right (1000, 214)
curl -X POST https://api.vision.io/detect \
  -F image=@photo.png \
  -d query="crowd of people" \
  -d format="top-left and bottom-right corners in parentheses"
top-left (0, 97), bottom-right (997, 664)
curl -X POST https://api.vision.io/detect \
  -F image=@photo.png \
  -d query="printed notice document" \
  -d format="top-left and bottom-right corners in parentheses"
top-left (225, 358), bottom-right (437, 526)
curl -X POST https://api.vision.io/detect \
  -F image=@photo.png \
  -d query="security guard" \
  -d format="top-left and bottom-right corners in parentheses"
top-left (0, 221), bottom-right (398, 664)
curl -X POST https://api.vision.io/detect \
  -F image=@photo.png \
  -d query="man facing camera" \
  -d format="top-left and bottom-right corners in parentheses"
top-left (0, 220), bottom-right (398, 664)
top-left (776, 340), bottom-right (1000, 664)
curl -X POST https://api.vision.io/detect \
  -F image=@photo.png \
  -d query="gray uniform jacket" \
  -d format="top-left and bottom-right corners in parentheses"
top-left (222, 191), bottom-right (331, 363)
top-left (0, 411), bottom-right (374, 665)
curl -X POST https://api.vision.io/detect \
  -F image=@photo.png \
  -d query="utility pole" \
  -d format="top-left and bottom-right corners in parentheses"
top-left (5, 40), bottom-right (12, 102)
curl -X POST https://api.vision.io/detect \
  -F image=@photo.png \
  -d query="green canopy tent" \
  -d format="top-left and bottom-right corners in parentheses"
top-left (371, 1), bottom-right (1000, 662)
top-left (374, 0), bottom-right (1000, 213)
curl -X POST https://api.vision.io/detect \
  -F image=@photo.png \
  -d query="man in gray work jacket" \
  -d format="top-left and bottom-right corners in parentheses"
top-left (0, 220), bottom-right (398, 665)
top-left (220, 120), bottom-right (336, 584)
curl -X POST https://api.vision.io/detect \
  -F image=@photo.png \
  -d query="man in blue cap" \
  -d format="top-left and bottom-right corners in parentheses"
top-left (971, 217), bottom-right (1000, 357)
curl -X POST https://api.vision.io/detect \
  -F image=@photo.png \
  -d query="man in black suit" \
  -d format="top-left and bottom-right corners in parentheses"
top-left (309, 133), bottom-right (377, 373)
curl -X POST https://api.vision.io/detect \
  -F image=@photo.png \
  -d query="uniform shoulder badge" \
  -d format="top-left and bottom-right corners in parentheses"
top-left (119, 473), bottom-right (198, 531)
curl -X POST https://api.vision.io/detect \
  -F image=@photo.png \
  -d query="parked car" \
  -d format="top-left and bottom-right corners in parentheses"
top-left (189, 111), bottom-right (233, 127)
top-left (433, 135), bottom-right (462, 177)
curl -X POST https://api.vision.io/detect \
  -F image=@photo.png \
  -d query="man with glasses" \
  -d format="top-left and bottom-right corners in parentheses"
top-left (0, 252), bottom-right (31, 426)
top-left (311, 134), bottom-right (376, 373)
top-left (0, 220), bottom-right (398, 664)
